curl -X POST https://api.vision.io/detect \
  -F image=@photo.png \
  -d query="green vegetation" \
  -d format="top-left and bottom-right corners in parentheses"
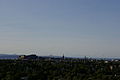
top-left (0, 59), bottom-right (120, 80)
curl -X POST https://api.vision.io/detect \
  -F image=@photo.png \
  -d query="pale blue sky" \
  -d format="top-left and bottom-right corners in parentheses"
top-left (0, 0), bottom-right (120, 57)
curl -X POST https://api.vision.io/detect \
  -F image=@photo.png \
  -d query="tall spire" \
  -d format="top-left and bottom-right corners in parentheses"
top-left (62, 54), bottom-right (64, 59)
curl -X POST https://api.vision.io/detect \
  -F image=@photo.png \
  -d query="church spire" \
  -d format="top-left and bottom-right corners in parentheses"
top-left (62, 54), bottom-right (64, 59)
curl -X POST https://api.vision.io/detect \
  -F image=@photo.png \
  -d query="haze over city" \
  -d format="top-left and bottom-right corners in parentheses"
top-left (0, 0), bottom-right (120, 58)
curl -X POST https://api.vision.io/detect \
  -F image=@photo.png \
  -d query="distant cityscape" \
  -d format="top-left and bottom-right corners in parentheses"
top-left (0, 54), bottom-right (120, 63)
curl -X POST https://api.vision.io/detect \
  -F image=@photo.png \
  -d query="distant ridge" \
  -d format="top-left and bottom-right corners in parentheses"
top-left (0, 54), bottom-right (119, 60)
top-left (0, 54), bottom-right (19, 59)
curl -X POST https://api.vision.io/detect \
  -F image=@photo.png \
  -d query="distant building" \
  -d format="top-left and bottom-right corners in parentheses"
top-left (19, 54), bottom-right (38, 60)
top-left (19, 55), bottom-right (26, 60)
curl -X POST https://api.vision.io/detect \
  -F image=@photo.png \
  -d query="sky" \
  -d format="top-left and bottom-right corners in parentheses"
top-left (0, 0), bottom-right (120, 57)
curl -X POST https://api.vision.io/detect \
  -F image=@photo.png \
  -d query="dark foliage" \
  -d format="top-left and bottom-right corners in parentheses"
top-left (0, 59), bottom-right (120, 80)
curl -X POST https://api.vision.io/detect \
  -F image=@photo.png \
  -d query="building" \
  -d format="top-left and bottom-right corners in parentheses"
top-left (19, 54), bottom-right (38, 60)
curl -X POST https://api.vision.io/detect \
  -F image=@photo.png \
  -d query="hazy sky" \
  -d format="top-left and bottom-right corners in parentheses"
top-left (0, 0), bottom-right (120, 57)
